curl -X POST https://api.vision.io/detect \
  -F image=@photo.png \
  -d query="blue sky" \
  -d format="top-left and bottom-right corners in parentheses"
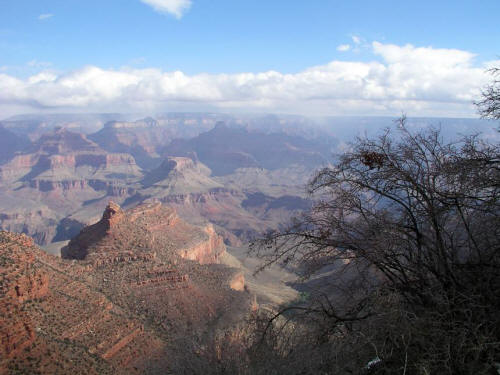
top-left (0, 0), bottom-right (499, 117)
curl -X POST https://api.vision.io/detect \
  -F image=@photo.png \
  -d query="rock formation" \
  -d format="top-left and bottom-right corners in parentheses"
top-left (0, 128), bottom-right (143, 245)
top-left (63, 201), bottom-right (226, 264)
top-left (164, 121), bottom-right (329, 175)
top-left (0, 199), bottom-right (254, 374)
top-left (0, 127), bottom-right (141, 190)
top-left (88, 119), bottom-right (168, 169)
top-left (0, 121), bottom-right (318, 250)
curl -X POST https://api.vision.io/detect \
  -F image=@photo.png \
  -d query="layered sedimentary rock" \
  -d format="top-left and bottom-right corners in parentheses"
top-left (63, 201), bottom-right (226, 264)
top-left (164, 121), bottom-right (329, 175)
top-left (0, 122), bottom-right (318, 253)
top-left (140, 156), bottom-right (223, 193)
top-left (88, 119), bottom-right (168, 169)
top-left (0, 128), bottom-right (141, 192)
top-left (0, 128), bottom-right (143, 245)
top-left (0, 200), bottom-right (253, 374)
top-left (178, 224), bottom-right (226, 264)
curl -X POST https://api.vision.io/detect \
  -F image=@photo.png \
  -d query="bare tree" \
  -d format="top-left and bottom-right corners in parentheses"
top-left (252, 119), bottom-right (500, 374)
top-left (476, 67), bottom-right (500, 121)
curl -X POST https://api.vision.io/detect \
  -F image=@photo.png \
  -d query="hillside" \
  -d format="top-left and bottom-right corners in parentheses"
top-left (0, 202), bottom-right (254, 374)
top-left (164, 122), bottom-right (331, 175)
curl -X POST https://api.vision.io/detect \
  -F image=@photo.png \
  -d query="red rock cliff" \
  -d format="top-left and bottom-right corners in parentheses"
top-left (63, 201), bottom-right (226, 265)
top-left (178, 224), bottom-right (226, 264)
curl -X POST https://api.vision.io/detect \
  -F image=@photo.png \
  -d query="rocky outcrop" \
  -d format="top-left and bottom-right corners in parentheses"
top-left (62, 201), bottom-right (226, 264)
top-left (1, 152), bottom-right (137, 182)
top-left (156, 187), bottom-right (238, 204)
top-left (61, 201), bottom-right (125, 259)
top-left (76, 153), bottom-right (137, 168)
top-left (229, 271), bottom-right (245, 291)
top-left (0, 233), bottom-right (49, 303)
top-left (9, 273), bottom-right (49, 303)
top-left (178, 224), bottom-right (226, 264)
top-left (17, 153), bottom-right (137, 172)
top-left (140, 156), bottom-right (221, 194)
top-left (0, 217), bottom-right (254, 374)
top-left (0, 128), bottom-right (144, 249)
top-left (101, 201), bottom-right (125, 229)
top-left (29, 179), bottom-right (88, 192)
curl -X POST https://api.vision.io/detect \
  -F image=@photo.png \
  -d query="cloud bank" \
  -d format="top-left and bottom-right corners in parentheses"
top-left (140, 0), bottom-right (191, 18)
top-left (0, 42), bottom-right (495, 118)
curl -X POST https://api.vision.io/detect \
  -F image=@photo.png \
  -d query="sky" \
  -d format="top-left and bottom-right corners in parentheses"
top-left (0, 0), bottom-right (499, 118)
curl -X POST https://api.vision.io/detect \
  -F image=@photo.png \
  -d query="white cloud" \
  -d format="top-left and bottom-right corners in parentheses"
top-left (0, 42), bottom-right (494, 117)
top-left (337, 44), bottom-right (351, 52)
top-left (38, 14), bottom-right (53, 20)
top-left (140, 0), bottom-right (191, 18)
top-left (351, 35), bottom-right (361, 45)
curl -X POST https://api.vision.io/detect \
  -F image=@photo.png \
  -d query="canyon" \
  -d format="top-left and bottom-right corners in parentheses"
top-left (0, 202), bottom-right (254, 374)
top-left (0, 113), bottom-right (491, 373)
top-left (0, 114), bottom-right (325, 373)
top-left (0, 119), bottom-right (318, 248)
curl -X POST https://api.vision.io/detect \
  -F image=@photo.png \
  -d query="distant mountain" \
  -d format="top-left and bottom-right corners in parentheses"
top-left (32, 126), bottom-right (102, 154)
top-left (88, 118), bottom-right (168, 168)
top-left (88, 116), bottom-right (240, 169)
top-left (0, 125), bottom-right (31, 163)
top-left (0, 127), bottom-right (141, 185)
top-left (164, 122), bottom-right (334, 175)
top-left (0, 113), bottom-right (138, 140)
top-left (141, 156), bottom-right (222, 193)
